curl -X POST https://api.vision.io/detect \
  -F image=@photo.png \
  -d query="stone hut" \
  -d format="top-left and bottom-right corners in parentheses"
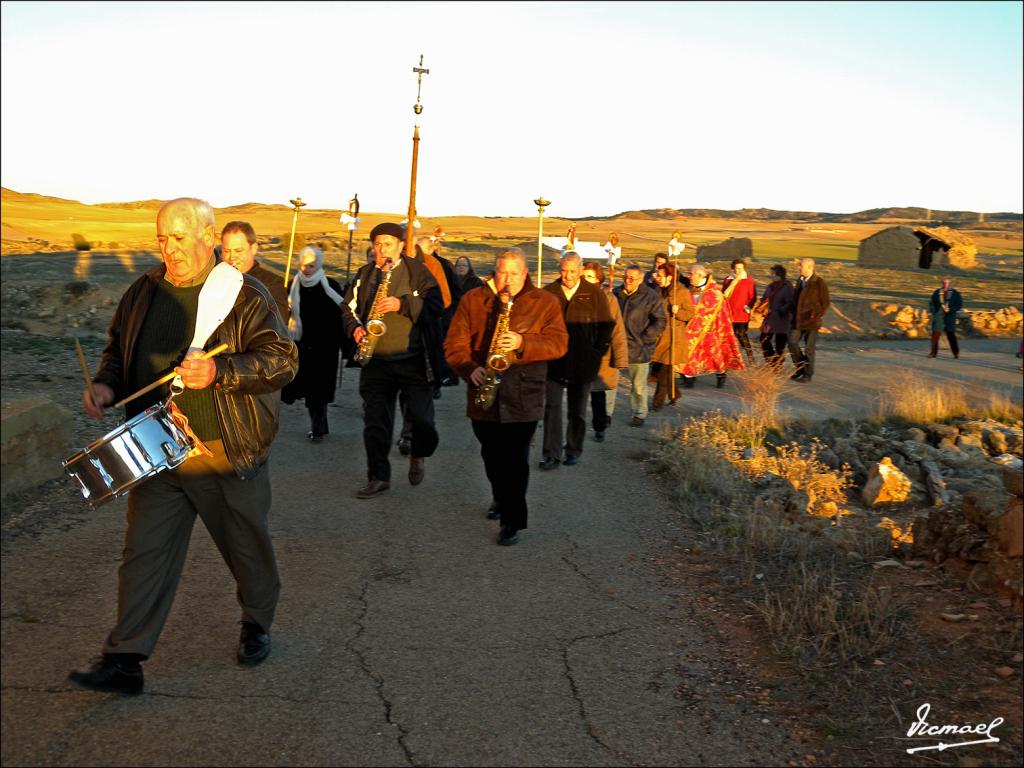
top-left (695, 237), bottom-right (752, 263)
top-left (858, 225), bottom-right (977, 270)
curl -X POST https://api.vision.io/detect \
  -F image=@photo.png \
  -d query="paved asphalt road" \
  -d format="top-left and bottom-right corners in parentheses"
top-left (2, 338), bottom-right (1020, 766)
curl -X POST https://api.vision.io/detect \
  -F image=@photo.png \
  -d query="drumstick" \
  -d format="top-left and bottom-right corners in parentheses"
top-left (113, 343), bottom-right (229, 409)
top-left (74, 337), bottom-right (98, 411)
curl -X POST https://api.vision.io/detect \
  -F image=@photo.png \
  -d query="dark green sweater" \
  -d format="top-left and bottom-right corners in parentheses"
top-left (127, 279), bottom-right (221, 441)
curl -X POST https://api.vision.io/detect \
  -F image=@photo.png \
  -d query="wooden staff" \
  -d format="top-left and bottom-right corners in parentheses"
top-left (75, 337), bottom-right (98, 417)
top-left (405, 55), bottom-right (430, 258)
top-left (283, 197), bottom-right (306, 287)
top-left (669, 253), bottom-right (677, 401)
top-left (113, 343), bottom-right (229, 409)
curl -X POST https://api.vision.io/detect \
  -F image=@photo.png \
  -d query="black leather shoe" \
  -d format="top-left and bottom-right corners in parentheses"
top-left (397, 437), bottom-right (412, 456)
top-left (630, 416), bottom-right (645, 427)
top-left (355, 479), bottom-right (390, 499)
top-left (563, 454), bottom-right (579, 466)
top-left (68, 655), bottom-right (143, 694)
top-left (539, 457), bottom-right (560, 470)
top-left (682, 378), bottom-right (695, 389)
top-left (408, 457), bottom-right (425, 486)
top-left (498, 526), bottom-right (520, 546)
top-left (594, 430), bottom-right (605, 443)
top-left (486, 501), bottom-right (501, 520)
top-left (716, 377), bottom-right (726, 389)
top-left (238, 621), bottom-right (270, 666)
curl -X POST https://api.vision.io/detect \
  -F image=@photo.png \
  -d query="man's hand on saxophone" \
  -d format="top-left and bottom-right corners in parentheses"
top-left (375, 295), bottom-right (401, 315)
top-left (496, 330), bottom-right (522, 353)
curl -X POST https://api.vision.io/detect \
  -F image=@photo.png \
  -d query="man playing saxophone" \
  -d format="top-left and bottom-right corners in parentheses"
top-left (341, 222), bottom-right (443, 498)
top-left (444, 248), bottom-right (568, 545)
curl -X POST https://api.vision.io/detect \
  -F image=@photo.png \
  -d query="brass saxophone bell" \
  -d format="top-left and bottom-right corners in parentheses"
top-left (366, 318), bottom-right (387, 337)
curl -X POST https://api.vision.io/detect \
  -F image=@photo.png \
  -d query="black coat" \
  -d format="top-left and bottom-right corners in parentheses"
top-left (543, 279), bottom-right (614, 382)
top-left (613, 284), bottom-right (667, 364)
top-left (281, 277), bottom-right (345, 406)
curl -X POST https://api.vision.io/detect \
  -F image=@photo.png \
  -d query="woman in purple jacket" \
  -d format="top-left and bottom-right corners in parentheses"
top-left (758, 264), bottom-right (794, 370)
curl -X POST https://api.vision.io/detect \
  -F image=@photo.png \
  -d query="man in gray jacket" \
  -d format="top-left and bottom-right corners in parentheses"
top-left (613, 264), bottom-right (666, 427)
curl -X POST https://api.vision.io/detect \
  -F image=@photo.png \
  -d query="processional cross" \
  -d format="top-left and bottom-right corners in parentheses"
top-left (413, 54), bottom-right (429, 116)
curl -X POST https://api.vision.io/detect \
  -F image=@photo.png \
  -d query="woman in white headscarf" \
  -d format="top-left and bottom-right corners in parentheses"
top-left (281, 246), bottom-right (346, 442)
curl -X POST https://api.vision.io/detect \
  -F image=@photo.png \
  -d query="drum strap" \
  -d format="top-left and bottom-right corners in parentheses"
top-left (168, 401), bottom-right (214, 459)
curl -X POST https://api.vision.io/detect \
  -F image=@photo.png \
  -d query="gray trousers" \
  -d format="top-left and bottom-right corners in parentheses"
top-left (102, 440), bottom-right (280, 658)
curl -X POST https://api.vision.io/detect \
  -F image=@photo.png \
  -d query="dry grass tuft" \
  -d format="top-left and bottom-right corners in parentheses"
top-left (878, 369), bottom-right (1022, 423)
top-left (753, 563), bottom-right (906, 665)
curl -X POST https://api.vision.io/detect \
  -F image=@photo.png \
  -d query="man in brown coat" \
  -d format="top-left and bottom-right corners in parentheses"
top-left (788, 258), bottom-right (830, 383)
top-left (444, 247), bottom-right (568, 545)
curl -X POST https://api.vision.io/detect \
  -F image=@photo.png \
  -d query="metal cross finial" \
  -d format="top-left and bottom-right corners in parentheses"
top-left (413, 54), bottom-right (429, 115)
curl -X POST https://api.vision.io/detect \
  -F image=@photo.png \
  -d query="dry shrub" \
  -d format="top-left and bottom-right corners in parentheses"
top-left (732, 362), bottom-right (787, 444)
top-left (878, 369), bottom-right (1022, 423)
top-left (753, 563), bottom-right (906, 666)
top-left (757, 439), bottom-right (853, 515)
top-left (649, 415), bottom-right (747, 513)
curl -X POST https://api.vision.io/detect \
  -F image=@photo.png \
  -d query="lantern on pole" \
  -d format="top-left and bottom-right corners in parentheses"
top-left (340, 193), bottom-right (360, 279)
top-left (534, 196), bottom-right (550, 281)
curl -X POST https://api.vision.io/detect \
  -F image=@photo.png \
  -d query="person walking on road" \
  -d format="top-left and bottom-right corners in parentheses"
top-left (787, 257), bottom-right (830, 383)
top-left (613, 265), bottom-right (666, 427)
top-left (539, 251), bottom-right (614, 470)
top-left (69, 197), bottom-right (297, 694)
top-left (444, 247), bottom-right (567, 546)
top-left (927, 276), bottom-right (963, 359)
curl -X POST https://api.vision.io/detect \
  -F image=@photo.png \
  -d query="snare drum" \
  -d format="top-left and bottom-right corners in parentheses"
top-left (63, 400), bottom-right (194, 507)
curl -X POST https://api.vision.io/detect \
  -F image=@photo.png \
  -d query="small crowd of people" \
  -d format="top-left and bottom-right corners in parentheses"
top-left (67, 200), bottom-right (968, 695)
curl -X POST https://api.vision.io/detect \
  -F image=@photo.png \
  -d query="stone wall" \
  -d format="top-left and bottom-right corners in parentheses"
top-left (695, 237), bottom-right (752, 263)
top-left (1, 397), bottom-right (74, 498)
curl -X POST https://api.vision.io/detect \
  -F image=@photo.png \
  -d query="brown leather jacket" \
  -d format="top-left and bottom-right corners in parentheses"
top-left (94, 264), bottom-right (298, 479)
top-left (792, 273), bottom-right (830, 331)
top-left (444, 278), bottom-right (568, 422)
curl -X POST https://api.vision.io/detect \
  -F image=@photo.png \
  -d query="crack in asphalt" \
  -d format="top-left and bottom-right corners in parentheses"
top-left (561, 626), bottom-right (640, 763)
top-left (561, 537), bottom-right (642, 614)
top-left (346, 579), bottom-right (415, 766)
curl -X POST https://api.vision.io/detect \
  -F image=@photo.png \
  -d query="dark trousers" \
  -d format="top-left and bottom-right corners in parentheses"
top-left (760, 332), bottom-right (788, 367)
top-left (653, 363), bottom-right (678, 406)
top-left (359, 356), bottom-right (439, 482)
top-left (733, 321), bottom-right (755, 362)
top-left (590, 389), bottom-right (610, 432)
top-left (102, 440), bottom-right (279, 658)
top-left (472, 419), bottom-right (537, 532)
top-left (307, 401), bottom-right (329, 437)
top-left (788, 328), bottom-right (819, 377)
top-left (930, 331), bottom-right (959, 357)
top-left (543, 377), bottom-right (592, 460)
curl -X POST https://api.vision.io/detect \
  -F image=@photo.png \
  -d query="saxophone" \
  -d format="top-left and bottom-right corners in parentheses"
top-left (354, 259), bottom-right (393, 364)
top-left (474, 291), bottom-right (514, 409)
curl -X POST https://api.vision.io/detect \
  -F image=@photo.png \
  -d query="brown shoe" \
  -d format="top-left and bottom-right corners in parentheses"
top-left (408, 457), bottom-right (425, 486)
top-left (355, 479), bottom-right (390, 499)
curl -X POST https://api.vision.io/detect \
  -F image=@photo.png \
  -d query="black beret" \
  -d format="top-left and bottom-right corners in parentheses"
top-left (370, 222), bottom-right (405, 242)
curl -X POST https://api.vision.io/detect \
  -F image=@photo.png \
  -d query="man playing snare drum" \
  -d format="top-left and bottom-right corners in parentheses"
top-left (69, 197), bottom-right (297, 694)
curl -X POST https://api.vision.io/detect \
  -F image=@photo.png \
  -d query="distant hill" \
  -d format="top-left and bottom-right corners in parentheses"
top-left (581, 206), bottom-right (1022, 225)
top-left (2, 187), bottom-right (1020, 226)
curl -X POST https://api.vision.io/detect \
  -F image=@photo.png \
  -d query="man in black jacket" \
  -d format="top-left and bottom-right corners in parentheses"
top-left (220, 220), bottom-right (289, 321)
top-left (540, 252), bottom-right (614, 469)
top-left (613, 264), bottom-right (666, 427)
top-left (341, 222), bottom-right (443, 498)
top-left (69, 198), bottom-right (298, 695)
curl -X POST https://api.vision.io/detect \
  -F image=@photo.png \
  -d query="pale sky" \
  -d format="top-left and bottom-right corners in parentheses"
top-left (2, 1), bottom-right (1021, 218)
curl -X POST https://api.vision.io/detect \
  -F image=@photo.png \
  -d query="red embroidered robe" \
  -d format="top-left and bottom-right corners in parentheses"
top-left (680, 278), bottom-right (745, 376)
